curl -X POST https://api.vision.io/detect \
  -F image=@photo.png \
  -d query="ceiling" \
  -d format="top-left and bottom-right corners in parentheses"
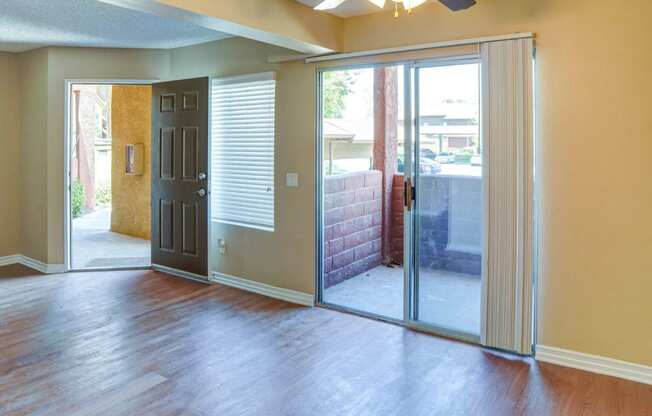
top-left (0, 0), bottom-right (232, 53)
top-left (297, 0), bottom-right (439, 18)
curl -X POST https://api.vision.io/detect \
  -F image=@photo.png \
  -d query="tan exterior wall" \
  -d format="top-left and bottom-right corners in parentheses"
top-left (0, 53), bottom-right (21, 257)
top-left (110, 85), bottom-right (152, 240)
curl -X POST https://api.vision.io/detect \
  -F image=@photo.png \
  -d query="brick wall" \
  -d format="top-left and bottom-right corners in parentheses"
top-left (323, 171), bottom-right (383, 288)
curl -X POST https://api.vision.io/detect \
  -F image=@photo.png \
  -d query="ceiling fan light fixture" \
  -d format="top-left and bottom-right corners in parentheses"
top-left (390, 0), bottom-right (427, 16)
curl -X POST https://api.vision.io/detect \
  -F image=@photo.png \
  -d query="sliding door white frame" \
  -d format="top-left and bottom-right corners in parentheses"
top-left (313, 41), bottom-right (535, 352)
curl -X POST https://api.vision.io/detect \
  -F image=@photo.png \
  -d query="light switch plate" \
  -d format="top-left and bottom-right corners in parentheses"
top-left (286, 173), bottom-right (299, 188)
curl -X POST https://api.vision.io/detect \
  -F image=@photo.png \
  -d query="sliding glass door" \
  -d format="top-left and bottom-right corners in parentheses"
top-left (318, 59), bottom-right (483, 340)
top-left (319, 64), bottom-right (406, 321)
top-left (409, 60), bottom-right (483, 339)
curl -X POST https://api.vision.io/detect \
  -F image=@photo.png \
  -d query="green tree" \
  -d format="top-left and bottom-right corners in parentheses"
top-left (71, 180), bottom-right (85, 219)
top-left (323, 71), bottom-right (356, 118)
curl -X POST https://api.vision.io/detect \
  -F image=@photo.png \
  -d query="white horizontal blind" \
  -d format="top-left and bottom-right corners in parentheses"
top-left (211, 72), bottom-right (275, 230)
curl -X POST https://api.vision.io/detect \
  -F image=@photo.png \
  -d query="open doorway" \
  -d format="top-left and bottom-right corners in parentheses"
top-left (68, 83), bottom-right (152, 269)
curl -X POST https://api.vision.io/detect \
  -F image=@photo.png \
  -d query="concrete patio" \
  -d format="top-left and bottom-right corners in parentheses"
top-left (324, 265), bottom-right (481, 335)
top-left (72, 207), bottom-right (150, 269)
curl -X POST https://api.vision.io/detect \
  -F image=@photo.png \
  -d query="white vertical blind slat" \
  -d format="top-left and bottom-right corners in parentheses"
top-left (211, 75), bottom-right (275, 230)
top-left (480, 38), bottom-right (534, 354)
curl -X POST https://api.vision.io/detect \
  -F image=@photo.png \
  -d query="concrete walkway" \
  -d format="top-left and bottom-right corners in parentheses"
top-left (72, 207), bottom-right (150, 269)
top-left (324, 265), bottom-right (481, 335)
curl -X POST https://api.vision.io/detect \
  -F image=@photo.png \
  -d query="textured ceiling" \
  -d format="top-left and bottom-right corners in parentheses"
top-left (0, 0), bottom-right (232, 53)
top-left (297, 0), bottom-right (438, 17)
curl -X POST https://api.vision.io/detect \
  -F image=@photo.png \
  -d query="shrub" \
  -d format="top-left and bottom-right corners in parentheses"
top-left (71, 180), bottom-right (85, 219)
top-left (95, 184), bottom-right (111, 205)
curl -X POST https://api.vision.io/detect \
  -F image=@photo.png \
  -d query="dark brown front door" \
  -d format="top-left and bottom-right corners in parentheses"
top-left (151, 77), bottom-right (209, 277)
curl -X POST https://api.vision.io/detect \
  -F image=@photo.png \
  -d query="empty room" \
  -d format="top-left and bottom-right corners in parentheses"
top-left (0, 0), bottom-right (650, 415)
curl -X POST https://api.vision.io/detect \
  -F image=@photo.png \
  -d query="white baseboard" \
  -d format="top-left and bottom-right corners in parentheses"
top-left (20, 256), bottom-right (66, 274)
top-left (210, 272), bottom-right (315, 307)
top-left (152, 264), bottom-right (209, 284)
top-left (536, 345), bottom-right (652, 385)
top-left (0, 254), bottom-right (66, 274)
top-left (0, 255), bottom-right (21, 267)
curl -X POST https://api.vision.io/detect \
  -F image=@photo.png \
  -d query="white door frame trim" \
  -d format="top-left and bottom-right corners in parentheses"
top-left (63, 79), bottom-right (159, 272)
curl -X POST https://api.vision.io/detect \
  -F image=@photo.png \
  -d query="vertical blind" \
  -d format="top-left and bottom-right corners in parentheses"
top-left (211, 72), bottom-right (276, 230)
top-left (480, 38), bottom-right (534, 354)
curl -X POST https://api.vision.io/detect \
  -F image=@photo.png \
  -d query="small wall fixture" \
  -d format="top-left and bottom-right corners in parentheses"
top-left (125, 144), bottom-right (144, 175)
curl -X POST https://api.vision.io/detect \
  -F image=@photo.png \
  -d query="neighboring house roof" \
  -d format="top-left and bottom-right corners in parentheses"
top-left (419, 102), bottom-right (479, 120)
top-left (323, 119), bottom-right (355, 140)
top-left (418, 125), bottom-right (478, 136)
top-left (325, 104), bottom-right (479, 143)
top-left (323, 118), bottom-right (373, 142)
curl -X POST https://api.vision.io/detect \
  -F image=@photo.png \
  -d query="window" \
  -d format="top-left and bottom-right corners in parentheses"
top-left (211, 72), bottom-right (276, 231)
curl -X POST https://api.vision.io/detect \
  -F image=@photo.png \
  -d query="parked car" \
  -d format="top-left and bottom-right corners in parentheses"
top-left (435, 152), bottom-right (455, 164)
top-left (397, 155), bottom-right (442, 174)
top-left (419, 157), bottom-right (442, 174)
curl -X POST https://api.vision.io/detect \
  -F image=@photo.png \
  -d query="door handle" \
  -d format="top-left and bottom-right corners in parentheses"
top-left (198, 172), bottom-right (207, 180)
top-left (196, 188), bottom-right (206, 197)
top-left (404, 177), bottom-right (414, 211)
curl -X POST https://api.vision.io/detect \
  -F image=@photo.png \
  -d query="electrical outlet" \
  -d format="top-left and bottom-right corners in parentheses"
top-left (218, 238), bottom-right (226, 255)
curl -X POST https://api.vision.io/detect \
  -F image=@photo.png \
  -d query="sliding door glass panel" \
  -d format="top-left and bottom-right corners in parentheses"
top-left (321, 65), bottom-right (405, 320)
top-left (414, 63), bottom-right (482, 336)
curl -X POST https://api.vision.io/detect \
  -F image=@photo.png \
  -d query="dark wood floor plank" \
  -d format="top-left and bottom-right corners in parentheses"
top-left (0, 265), bottom-right (650, 416)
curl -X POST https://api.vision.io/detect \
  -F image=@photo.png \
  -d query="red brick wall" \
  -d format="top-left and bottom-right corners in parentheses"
top-left (391, 174), bottom-right (405, 264)
top-left (323, 171), bottom-right (382, 288)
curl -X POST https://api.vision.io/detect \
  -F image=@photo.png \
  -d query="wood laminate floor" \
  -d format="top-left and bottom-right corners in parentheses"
top-left (0, 264), bottom-right (650, 416)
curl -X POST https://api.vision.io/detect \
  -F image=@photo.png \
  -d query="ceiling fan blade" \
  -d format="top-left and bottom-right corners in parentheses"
top-left (367, 0), bottom-right (386, 8)
top-left (314, 0), bottom-right (348, 10)
top-left (438, 0), bottom-right (476, 11)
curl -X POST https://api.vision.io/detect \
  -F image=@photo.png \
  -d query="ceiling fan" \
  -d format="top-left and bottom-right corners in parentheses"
top-left (314, 0), bottom-right (476, 15)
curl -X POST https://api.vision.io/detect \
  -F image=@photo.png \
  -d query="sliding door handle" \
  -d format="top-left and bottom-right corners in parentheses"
top-left (404, 177), bottom-right (415, 211)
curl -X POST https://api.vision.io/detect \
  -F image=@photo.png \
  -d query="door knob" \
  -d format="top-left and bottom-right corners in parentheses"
top-left (198, 172), bottom-right (207, 180)
top-left (196, 188), bottom-right (206, 197)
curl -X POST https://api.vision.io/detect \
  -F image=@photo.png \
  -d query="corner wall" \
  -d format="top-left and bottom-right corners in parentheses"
top-left (18, 49), bottom-right (49, 262)
top-left (0, 52), bottom-right (22, 257)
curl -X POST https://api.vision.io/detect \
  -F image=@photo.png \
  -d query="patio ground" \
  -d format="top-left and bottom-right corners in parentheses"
top-left (72, 207), bottom-right (150, 269)
top-left (324, 265), bottom-right (481, 335)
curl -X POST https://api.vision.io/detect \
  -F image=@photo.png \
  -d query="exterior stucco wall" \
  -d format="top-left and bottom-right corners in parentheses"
top-left (110, 85), bottom-right (152, 240)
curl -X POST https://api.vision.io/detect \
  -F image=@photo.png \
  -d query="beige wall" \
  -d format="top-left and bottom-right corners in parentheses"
top-left (173, 2), bottom-right (652, 367)
top-left (43, 47), bottom-right (169, 264)
top-left (0, 53), bottom-right (21, 257)
top-left (168, 38), bottom-right (317, 294)
top-left (110, 85), bottom-right (152, 240)
top-left (7, 0), bottom-right (652, 368)
top-left (340, 0), bottom-right (652, 368)
top-left (18, 49), bottom-right (49, 262)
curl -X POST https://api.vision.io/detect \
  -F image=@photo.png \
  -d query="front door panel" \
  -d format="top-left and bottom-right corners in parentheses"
top-left (152, 77), bottom-right (209, 277)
